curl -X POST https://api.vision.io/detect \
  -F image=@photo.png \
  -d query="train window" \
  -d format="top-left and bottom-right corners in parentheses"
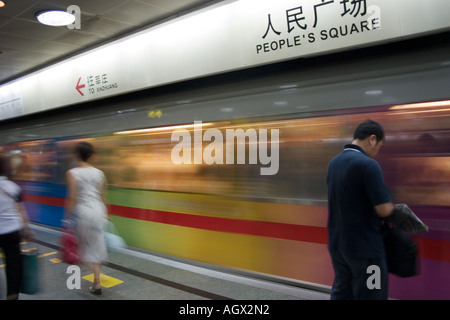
top-left (6, 140), bottom-right (62, 184)
top-left (103, 107), bottom-right (449, 206)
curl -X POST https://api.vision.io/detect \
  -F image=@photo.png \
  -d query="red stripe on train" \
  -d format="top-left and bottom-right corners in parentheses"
top-left (415, 237), bottom-right (450, 262)
top-left (23, 193), bottom-right (66, 207)
top-left (22, 194), bottom-right (450, 261)
top-left (110, 204), bottom-right (329, 244)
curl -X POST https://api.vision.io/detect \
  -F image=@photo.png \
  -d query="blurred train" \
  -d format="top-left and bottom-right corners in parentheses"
top-left (1, 33), bottom-right (449, 299)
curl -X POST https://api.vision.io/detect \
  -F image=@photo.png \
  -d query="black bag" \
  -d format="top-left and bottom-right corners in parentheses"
top-left (382, 226), bottom-right (418, 277)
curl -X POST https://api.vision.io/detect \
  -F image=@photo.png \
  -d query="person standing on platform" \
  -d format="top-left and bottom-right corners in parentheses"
top-left (65, 142), bottom-right (109, 295)
top-left (326, 120), bottom-right (394, 300)
top-left (0, 156), bottom-right (32, 300)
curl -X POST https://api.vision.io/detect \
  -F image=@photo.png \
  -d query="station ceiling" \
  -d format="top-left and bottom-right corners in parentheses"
top-left (0, 0), bottom-right (221, 85)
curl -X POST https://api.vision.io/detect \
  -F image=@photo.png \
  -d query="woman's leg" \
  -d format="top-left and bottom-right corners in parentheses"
top-left (92, 263), bottom-right (102, 289)
top-left (1, 231), bottom-right (22, 300)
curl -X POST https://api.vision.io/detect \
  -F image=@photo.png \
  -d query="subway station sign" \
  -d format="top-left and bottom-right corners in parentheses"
top-left (1, 0), bottom-right (449, 120)
top-left (255, 0), bottom-right (382, 55)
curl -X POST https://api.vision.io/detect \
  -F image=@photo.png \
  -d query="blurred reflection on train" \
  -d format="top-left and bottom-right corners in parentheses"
top-left (2, 99), bottom-right (449, 300)
top-left (7, 103), bottom-right (449, 205)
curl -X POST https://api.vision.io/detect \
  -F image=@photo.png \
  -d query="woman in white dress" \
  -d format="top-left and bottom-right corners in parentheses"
top-left (65, 142), bottom-right (109, 295)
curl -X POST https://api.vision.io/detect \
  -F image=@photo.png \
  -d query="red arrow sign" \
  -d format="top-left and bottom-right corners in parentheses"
top-left (76, 77), bottom-right (85, 96)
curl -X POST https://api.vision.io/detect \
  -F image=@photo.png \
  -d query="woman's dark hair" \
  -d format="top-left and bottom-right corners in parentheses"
top-left (75, 142), bottom-right (94, 162)
top-left (353, 120), bottom-right (385, 143)
top-left (0, 156), bottom-right (10, 177)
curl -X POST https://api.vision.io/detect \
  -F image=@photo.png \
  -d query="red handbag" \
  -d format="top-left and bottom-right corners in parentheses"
top-left (61, 230), bottom-right (79, 264)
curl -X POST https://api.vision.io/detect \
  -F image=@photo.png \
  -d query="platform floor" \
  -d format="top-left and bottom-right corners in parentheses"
top-left (1, 224), bottom-right (330, 301)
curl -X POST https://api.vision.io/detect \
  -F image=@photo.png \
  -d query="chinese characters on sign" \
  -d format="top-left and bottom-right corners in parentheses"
top-left (75, 73), bottom-right (119, 96)
top-left (87, 73), bottom-right (118, 94)
top-left (257, 0), bottom-right (381, 54)
top-left (148, 110), bottom-right (163, 118)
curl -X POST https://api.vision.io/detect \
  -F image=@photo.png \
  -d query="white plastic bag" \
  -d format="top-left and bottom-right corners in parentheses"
top-left (104, 221), bottom-right (126, 252)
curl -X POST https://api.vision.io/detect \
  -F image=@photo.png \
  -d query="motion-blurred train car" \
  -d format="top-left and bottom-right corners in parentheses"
top-left (1, 35), bottom-right (449, 299)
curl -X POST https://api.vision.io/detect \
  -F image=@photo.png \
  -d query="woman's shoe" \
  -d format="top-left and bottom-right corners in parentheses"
top-left (90, 286), bottom-right (102, 295)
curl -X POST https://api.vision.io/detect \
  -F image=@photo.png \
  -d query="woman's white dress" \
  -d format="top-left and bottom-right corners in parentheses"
top-left (69, 166), bottom-right (107, 263)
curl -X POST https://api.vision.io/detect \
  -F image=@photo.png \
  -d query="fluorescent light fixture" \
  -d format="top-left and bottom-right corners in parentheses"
top-left (114, 122), bottom-right (213, 135)
top-left (365, 90), bottom-right (383, 95)
top-left (36, 10), bottom-right (75, 26)
top-left (388, 108), bottom-right (450, 116)
top-left (389, 100), bottom-right (450, 110)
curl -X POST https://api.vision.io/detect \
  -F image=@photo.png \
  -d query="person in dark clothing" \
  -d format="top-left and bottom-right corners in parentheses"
top-left (326, 120), bottom-right (394, 300)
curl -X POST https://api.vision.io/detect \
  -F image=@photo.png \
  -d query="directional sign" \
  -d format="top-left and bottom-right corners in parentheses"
top-left (75, 77), bottom-right (85, 96)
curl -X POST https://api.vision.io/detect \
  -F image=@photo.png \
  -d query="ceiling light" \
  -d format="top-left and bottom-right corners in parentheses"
top-left (36, 10), bottom-right (75, 26)
top-left (365, 90), bottom-right (383, 95)
top-left (0, 1), bottom-right (5, 8)
top-left (114, 123), bottom-right (213, 135)
top-left (389, 100), bottom-right (450, 110)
